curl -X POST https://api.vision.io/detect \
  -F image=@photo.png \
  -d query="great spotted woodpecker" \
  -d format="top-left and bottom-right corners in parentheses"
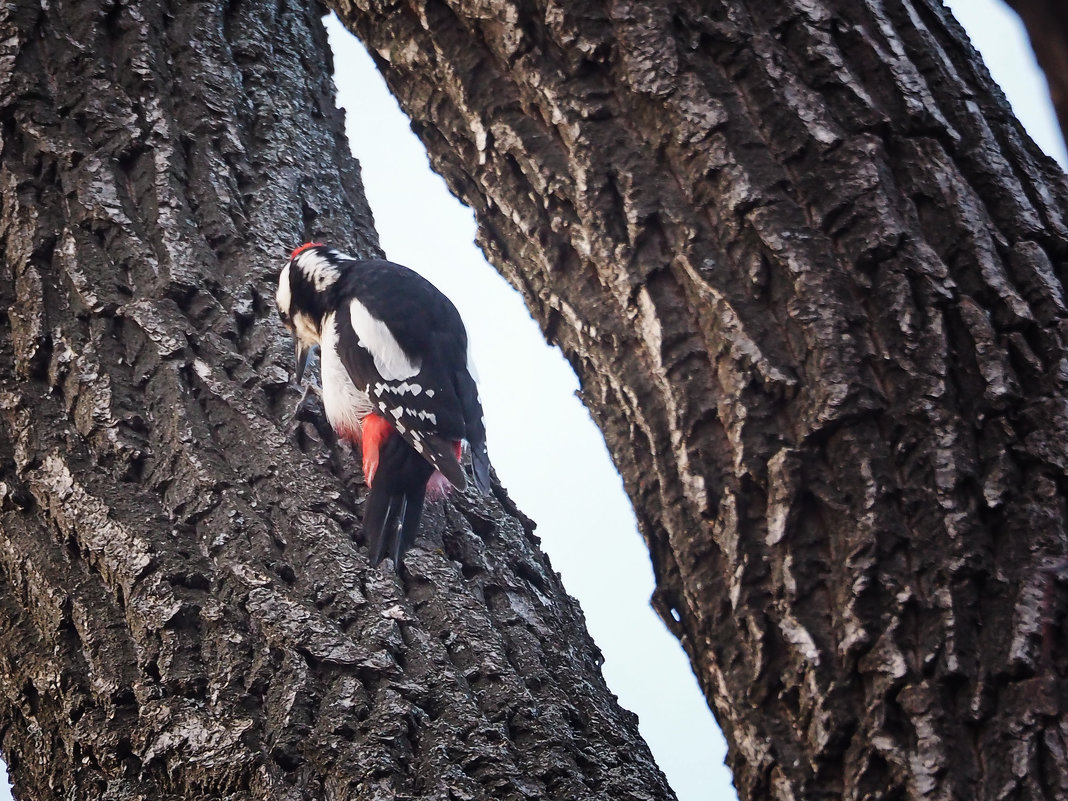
top-left (276, 243), bottom-right (491, 568)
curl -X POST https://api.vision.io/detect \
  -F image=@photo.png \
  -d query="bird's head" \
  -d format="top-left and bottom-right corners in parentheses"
top-left (277, 242), bottom-right (341, 383)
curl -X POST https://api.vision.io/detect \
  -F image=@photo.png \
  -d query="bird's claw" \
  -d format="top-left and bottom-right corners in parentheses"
top-left (286, 380), bottom-right (323, 426)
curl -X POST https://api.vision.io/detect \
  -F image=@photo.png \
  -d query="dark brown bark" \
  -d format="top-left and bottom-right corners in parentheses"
top-left (1003, 0), bottom-right (1068, 150)
top-left (327, 1), bottom-right (1068, 799)
top-left (0, 1), bottom-right (675, 799)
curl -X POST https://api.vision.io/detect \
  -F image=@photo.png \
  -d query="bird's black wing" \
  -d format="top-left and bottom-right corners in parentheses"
top-left (452, 362), bottom-right (490, 493)
top-left (331, 272), bottom-right (468, 489)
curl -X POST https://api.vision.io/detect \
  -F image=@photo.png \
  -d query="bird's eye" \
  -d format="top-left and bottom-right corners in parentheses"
top-left (279, 309), bottom-right (292, 326)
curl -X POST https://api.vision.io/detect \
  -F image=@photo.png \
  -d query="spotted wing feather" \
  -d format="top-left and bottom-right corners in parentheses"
top-left (332, 276), bottom-right (469, 489)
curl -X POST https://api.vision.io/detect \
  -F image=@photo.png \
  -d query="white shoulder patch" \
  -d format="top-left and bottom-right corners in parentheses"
top-left (348, 297), bottom-right (421, 381)
top-left (296, 251), bottom-right (340, 291)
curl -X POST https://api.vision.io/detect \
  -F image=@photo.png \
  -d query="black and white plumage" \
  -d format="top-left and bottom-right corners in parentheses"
top-left (276, 243), bottom-right (491, 567)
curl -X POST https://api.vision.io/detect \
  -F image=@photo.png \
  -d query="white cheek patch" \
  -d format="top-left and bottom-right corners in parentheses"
top-left (297, 251), bottom-right (340, 291)
top-left (348, 297), bottom-right (421, 381)
top-left (276, 264), bottom-right (292, 316)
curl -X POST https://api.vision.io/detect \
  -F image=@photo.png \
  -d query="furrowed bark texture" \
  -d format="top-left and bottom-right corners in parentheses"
top-left (329, 1), bottom-right (1068, 799)
top-left (0, 1), bottom-right (675, 799)
top-left (1003, 0), bottom-right (1068, 149)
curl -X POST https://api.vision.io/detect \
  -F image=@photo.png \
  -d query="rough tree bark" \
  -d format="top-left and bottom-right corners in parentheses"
top-left (0, 1), bottom-right (676, 799)
top-left (328, 1), bottom-right (1068, 799)
top-left (1002, 0), bottom-right (1068, 148)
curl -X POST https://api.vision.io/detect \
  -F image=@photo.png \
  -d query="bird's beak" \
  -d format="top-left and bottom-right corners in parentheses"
top-left (294, 342), bottom-right (311, 385)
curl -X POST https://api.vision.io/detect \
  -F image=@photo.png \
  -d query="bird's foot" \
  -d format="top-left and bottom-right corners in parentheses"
top-left (286, 380), bottom-right (323, 426)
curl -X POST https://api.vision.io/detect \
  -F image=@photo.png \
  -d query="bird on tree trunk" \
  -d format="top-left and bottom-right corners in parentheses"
top-left (276, 243), bottom-right (491, 568)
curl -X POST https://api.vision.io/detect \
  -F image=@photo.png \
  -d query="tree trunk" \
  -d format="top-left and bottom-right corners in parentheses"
top-left (327, 1), bottom-right (1068, 799)
top-left (0, 1), bottom-right (675, 799)
top-left (1003, 0), bottom-right (1068, 149)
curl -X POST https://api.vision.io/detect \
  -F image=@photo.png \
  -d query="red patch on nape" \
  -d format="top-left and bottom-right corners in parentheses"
top-left (359, 414), bottom-right (395, 488)
top-left (289, 241), bottom-right (324, 260)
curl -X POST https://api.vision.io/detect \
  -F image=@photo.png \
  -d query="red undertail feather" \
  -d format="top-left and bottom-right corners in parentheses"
top-left (360, 414), bottom-right (394, 487)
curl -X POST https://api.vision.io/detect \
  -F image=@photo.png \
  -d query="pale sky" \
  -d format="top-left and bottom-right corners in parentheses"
top-left (0, 2), bottom-right (1062, 799)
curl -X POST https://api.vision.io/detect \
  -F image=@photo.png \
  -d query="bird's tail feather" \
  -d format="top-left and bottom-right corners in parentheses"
top-left (398, 483), bottom-right (427, 563)
top-left (364, 488), bottom-right (403, 567)
top-left (364, 433), bottom-right (434, 570)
